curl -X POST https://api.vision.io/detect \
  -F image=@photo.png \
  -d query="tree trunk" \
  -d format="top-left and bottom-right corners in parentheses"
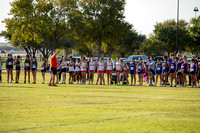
top-left (98, 36), bottom-right (102, 58)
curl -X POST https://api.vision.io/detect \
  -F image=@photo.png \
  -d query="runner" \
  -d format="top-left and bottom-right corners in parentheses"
top-left (69, 58), bottom-right (75, 84)
top-left (121, 59), bottom-right (128, 86)
top-left (60, 57), bottom-right (67, 84)
top-left (24, 55), bottom-right (31, 84)
top-left (81, 57), bottom-right (87, 84)
top-left (169, 57), bottom-right (177, 87)
top-left (41, 58), bottom-right (47, 84)
top-left (181, 56), bottom-right (188, 87)
top-left (96, 57), bottom-right (105, 85)
top-left (138, 57), bottom-right (144, 86)
top-left (106, 58), bottom-right (113, 85)
top-left (0, 58), bottom-right (3, 83)
top-left (115, 57), bottom-right (122, 85)
top-left (75, 58), bottom-right (81, 84)
top-left (14, 55), bottom-right (21, 83)
top-left (130, 57), bottom-right (136, 86)
top-left (156, 58), bottom-right (162, 86)
top-left (162, 56), bottom-right (169, 87)
top-left (6, 54), bottom-right (14, 83)
top-left (88, 57), bottom-right (95, 85)
top-left (31, 56), bottom-right (37, 84)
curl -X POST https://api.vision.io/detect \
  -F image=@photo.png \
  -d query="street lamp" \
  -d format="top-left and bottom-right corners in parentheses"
top-left (194, 7), bottom-right (199, 19)
top-left (176, 0), bottom-right (179, 54)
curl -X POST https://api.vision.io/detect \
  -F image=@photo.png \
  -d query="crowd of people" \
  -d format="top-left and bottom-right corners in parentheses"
top-left (0, 52), bottom-right (200, 88)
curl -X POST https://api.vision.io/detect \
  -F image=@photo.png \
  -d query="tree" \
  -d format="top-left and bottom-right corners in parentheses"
top-left (67, 0), bottom-right (127, 58)
top-left (140, 35), bottom-right (167, 56)
top-left (153, 19), bottom-right (191, 54)
top-left (187, 16), bottom-right (200, 55)
top-left (2, 0), bottom-right (72, 60)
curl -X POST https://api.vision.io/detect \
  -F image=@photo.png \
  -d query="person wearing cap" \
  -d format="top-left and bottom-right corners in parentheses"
top-left (49, 51), bottom-right (58, 86)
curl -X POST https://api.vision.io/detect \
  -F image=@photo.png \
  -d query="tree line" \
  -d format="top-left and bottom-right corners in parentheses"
top-left (1, 0), bottom-right (200, 59)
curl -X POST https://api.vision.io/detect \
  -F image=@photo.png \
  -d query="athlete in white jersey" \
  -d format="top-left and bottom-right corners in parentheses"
top-left (96, 57), bottom-right (105, 85)
top-left (75, 58), bottom-right (81, 84)
top-left (69, 58), bottom-right (75, 84)
top-left (106, 58), bottom-right (113, 85)
top-left (121, 59), bottom-right (128, 85)
top-left (115, 57), bottom-right (122, 85)
top-left (80, 57), bottom-right (88, 84)
top-left (89, 57), bottom-right (96, 85)
top-left (60, 57), bottom-right (67, 84)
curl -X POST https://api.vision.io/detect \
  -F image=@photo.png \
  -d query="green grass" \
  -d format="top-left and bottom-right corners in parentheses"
top-left (0, 72), bottom-right (200, 133)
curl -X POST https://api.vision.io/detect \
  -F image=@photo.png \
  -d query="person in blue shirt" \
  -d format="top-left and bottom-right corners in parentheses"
top-left (156, 58), bottom-right (162, 86)
top-left (169, 57), bottom-right (177, 87)
top-left (130, 57), bottom-right (137, 86)
top-left (138, 57), bottom-right (144, 86)
top-left (181, 56), bottom-right (188, 87)
top-left (190, 59), bottom-right (197, 87)
top-left (162, 56), bottom-right (170, 87)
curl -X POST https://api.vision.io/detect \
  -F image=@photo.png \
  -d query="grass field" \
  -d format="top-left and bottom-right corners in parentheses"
top-left (0, 72), bottom-right (200, 133)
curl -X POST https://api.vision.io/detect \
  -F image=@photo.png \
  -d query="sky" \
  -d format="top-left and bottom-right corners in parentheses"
top-left (0, 0), bottom-right (200, 43)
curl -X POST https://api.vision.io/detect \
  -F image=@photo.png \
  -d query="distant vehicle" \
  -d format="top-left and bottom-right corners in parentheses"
top-left (126, 55), bottom-right (148, 63)
top-left (187, 58), bottom-right (192, 63)
top-left (10, 50), bottom-right (15, 54)
top-left (1, 49), bottom-right (6, 53)
top-left (154, 56), bottom-right (164, 62)
top-left (120, 58), bottom-right (127, 62)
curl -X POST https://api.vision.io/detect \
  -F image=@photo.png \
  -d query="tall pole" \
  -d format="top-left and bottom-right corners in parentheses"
top-left (176, 0), bottom-right (179, 54)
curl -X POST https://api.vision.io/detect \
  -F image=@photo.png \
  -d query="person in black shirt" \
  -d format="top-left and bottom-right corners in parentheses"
top-left (6, 54), bottom-right (14, 83)
top-left (24, 55), bottom-right (31, 84)
top-left (32, 56), bottom-right (38, 84)
top-left (14, 55), bottom-right (21, 83)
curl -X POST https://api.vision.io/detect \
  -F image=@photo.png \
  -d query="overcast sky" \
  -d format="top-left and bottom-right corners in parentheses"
top-left (0, 0), bottom-right (200, 43)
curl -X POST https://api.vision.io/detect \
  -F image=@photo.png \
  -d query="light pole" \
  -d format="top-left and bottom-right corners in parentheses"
top-left (194, 7), bottom-right (199, 19)
top-left (176, 0), bottom-right (179, 54)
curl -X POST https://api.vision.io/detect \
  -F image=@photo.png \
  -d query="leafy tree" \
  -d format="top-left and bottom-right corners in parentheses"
top-left (2, 0), bottom-right (72, 60)
top-left (140, 35), bottom-right (167, 56)
top-left (153, 19), bottom-right (191, 54)
top-left (187, 16), bottom-right (200, 55)
top-left (67, 0), bottom-right (127, 58)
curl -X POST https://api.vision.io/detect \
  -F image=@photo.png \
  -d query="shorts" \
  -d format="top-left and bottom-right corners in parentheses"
top-left (41, 69), bottom-right (46, 72)
top-left (156, 70), bottom-right (162, 75)
top-left (57, 69), bottom-right (60, 72)
top-left (16, 67), bottom-right (20, 70)
top-left (130, 70), bottom-right (136, 74)
top-left (69, 71), bottom-right (74, 73)
top-left (190, 72), bottom-right (195, 75)
top-left (98, 70), bottom-right (104, 73)
top-left (32, 68), bottom-right (37, 71)
top-left (138, 70), bottom-right (143, 74)
top-left (81, 71), bottom-right (87, 73)
top-left (150, 69), bottom-right (155, 75)
top-left (162, 69), bottom-right (169, 73)
top-left (61, 68), bottom-right (66, 73)
top-left (127, 69), bottom-right (130, 73)
top-left (51, 67), bottom-right (57, 75)
top-left (169, 70), bottom-right (175, 73)
top-left (7, 65), bottom-right (13, 69)
top-left (116, 70), bottom-right (121, 73)
top-left (24, 67), bottom-right (30, 70)
top-left (123, 70), bottom-right (127, 72)
top-left (90, 70), bottom-right (95, 73)
top-left (106, 70), bottom-right (112, 73)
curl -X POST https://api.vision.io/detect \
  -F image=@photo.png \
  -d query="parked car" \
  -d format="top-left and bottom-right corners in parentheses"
top-left (154, 56), bottom-right (164, 62)
top-left (10, 50), bottom-right (15, 54)
top-left (1, 49), bottom-right (6, 53)
top-left (126, 55), bottom-right (148, 63)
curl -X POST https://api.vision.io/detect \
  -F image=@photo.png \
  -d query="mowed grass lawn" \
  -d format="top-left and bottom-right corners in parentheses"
top-left (0, 71), bottom-right (200, 133)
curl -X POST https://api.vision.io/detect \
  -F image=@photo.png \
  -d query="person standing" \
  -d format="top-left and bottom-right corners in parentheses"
top-left (148, 56), bottom-right (156, 86)
top-left (155, 58), bottom-right (162, 86)
top-left (41, 58), bottom-right (47, 84)
top-left (0, 58), bottom-right (3, 83)
top-left (14, 55), bottom-right (21, 83)
top-left (130, 57), bottom-right (137, 86)
top-left (24, 55), bottom-right (31, 84)
top-left (106, 58), bottom-right (113, 85)
top-left (31, 56), bottom-right (38, 84)
top-left (89, 57), bottom-right (96, 85)
top-left (6, 54), bottom-right (14, 83)
top-left (49, 51), bottom-right (58, 86)
top-left (115, 57), bottom-right (122, 85)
